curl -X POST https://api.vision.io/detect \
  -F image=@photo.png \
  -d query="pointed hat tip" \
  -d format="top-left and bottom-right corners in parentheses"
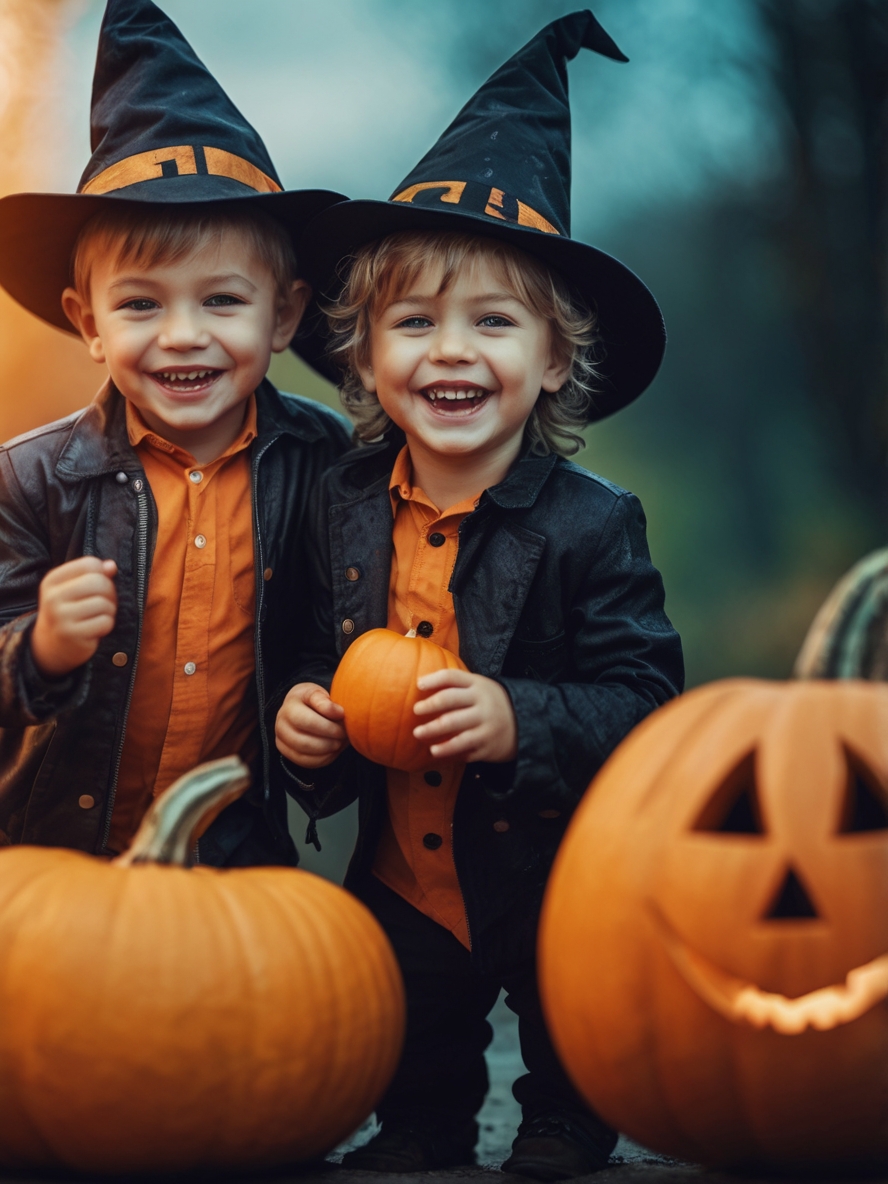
top-left (569, 9), bottom-right (629, 63)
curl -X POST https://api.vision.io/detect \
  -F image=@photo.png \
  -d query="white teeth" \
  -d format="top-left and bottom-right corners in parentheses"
top-left (159, 370), bottom-right (213, 381)
top-left (425, 388), bottom-right (485, 401)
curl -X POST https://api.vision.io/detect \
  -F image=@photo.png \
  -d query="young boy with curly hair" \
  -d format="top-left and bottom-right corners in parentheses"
top-left (0, 0), bottom-right (348, 864)
top-left (276, 12), bottom-right (684, 1180)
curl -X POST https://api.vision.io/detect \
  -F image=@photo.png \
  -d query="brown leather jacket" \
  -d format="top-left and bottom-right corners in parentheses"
top-left (0, 379), bottom-right (349, 863)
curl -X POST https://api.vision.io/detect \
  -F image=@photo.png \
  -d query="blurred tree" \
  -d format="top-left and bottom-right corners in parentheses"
top-left (755, 0), bottom-right (888, 524)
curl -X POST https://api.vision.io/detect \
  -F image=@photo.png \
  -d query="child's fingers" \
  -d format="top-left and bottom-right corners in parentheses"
top-left (414, 706), bottom-right (478, 741)
top-left (413, 685), bottom-right (475, 717)
top-left (53, 593), bottom-right (118, 624)
top-left (427, 727), bottom-right (486, 761)
top-left (307, 687), bottom-right (345, 721)
top-left (416, 667), bottom-right (474, 694)
top-left (41, 556), bottom-right (116, 589)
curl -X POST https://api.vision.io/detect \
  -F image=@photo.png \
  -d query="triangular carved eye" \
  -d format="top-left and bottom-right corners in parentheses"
top-left (693, 753), bottom-right (764, 835)
top-left (838, 750), bottom-right (888, 834)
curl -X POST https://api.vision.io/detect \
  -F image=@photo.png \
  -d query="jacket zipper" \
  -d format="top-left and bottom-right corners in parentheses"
top-left (251, 440), bottom-right (274, 814)
top-left (101, 478), bottom-right (149, 853)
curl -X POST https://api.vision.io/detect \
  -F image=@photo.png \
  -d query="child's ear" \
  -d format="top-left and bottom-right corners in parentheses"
top-left (61, 288), bottom-right (106, 364)
top-left (271, 279), bottom-right (312, 352)
top-left (541, 347), bottom-right (572, 395)
top-left (357, 360), bottom-right (376, 393)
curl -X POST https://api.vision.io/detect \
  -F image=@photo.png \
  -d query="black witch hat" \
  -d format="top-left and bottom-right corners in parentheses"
top-left (0, 0), bottom-right (345, 336)
top-left (296, 10), bottom-right (664, 419)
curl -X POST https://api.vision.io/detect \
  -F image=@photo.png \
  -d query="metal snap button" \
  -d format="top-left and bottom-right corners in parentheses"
top-left (493, 820), bottom-right (510, 833)
top-left (342, 619), bottom-right (355, 635)
top-left (194, 534), bottom-right (207, 548)
top-left (78, 794), bottom-right (95, 810)
top-left (423, 833), bottom-right (443, 850)
top-left (417, 620), bottom-right (433, 638)
top-left (424, 770), bottom-right (443, 787)
top-left (345, 566), bottom-right (361, 581)
top-left (263, 567), bottom-right (273, 581)
top-left (115, 471), bottom-right (128, 484)
top-left (189, 471), bottom-right (203, 484)
top-left (184, 661), bottom-right (197, 675)
top-left (132, 478), bottom-right (144, 492)
top-left (111, 652), bottom-right (128, 667)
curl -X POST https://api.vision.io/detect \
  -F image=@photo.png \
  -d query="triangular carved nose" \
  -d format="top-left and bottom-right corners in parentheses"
top-left (764, 867), bottom-right (819, 920)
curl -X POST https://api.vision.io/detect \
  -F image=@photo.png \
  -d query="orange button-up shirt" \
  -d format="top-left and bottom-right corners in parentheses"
top-left (107, 398), bottom-right (259, 855)
top-left (372, 446), bottom-right (480, 948)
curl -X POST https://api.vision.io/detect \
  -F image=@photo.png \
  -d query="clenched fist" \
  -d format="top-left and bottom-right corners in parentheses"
top-left (31, 556), bottom-right (118, 678)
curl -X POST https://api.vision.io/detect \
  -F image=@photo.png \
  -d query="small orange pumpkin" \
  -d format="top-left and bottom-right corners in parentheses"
top-left (330, 627), bottom-right (467, 771)
top-left (539, 679), bottom-right (888, 1171)
top-left (0, 758), bottom-right (405, 1174)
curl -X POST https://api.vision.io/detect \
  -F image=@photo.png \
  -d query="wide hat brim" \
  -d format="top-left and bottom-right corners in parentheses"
top-left (0, 182), bottom-right (346, 336)
top-left (295, 199), bottom-right (666, 421)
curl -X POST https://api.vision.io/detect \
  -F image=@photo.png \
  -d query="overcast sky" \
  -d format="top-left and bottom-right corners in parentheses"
top-left (58, 0), bottom-right (778, 242)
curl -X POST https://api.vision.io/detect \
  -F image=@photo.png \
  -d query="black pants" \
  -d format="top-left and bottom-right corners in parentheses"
top-left (354, 875), bottom-right (616, 1151)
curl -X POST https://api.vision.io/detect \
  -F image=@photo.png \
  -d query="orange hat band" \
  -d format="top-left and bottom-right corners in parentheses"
top-left (80, 145), bottom-right (282, 196)
top-left (392, 180), bottom-right (559, 235)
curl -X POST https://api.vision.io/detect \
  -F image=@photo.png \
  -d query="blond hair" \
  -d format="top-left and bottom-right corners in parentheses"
top-left (71, 203), bottom-right (297, 302)
top-left (324, 230), bottom-right (601, 456)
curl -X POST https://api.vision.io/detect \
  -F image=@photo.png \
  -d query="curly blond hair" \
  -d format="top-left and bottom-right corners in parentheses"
top-left (324, 230), bottom-right (602, 456)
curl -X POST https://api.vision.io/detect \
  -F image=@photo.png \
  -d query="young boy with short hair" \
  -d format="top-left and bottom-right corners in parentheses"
top-left (0, 0), bottom-right (348, 863)
top-left (276, 12), bottom-right (684, 1180)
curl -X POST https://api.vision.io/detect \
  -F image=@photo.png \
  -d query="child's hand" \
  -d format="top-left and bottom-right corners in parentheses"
top-left (275, 682), bottom-right (347, 770)
top-left (31, 557), bottom-right (118, 678)
top-left (413, 669), bottom-right (518, 764)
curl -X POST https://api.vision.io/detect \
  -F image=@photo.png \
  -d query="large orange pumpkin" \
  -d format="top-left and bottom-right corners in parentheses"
top-left (0, 758), bottom-right (405, 1174)
top-left (539, 678), bottom-right (888, 1170)
top-left (330, 627), bottom-right (467, 771)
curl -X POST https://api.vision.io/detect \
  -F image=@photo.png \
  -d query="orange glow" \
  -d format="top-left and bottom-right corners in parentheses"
top-left (0, 1), bottom-right (105, 445)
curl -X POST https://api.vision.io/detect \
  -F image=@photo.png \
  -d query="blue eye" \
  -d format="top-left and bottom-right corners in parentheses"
top-left (479, 315), bottom-right (514, 328)
top-left (122, 299), bottom-right (157, 312)
top-left (205, 294), bottom-right (243, 307)
top-left (395, 316), bottom-right (432, 329)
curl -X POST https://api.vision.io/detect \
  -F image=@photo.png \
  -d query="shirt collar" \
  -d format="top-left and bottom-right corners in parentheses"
top-left (126, 394), bottom-right (258, 466)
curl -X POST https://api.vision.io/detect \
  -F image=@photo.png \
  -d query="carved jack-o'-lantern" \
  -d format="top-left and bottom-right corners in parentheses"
top-left (539, 679), bottom-right (888, 1170)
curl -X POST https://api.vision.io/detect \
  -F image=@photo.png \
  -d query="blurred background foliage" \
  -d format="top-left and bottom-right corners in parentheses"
top-left (0, 0), bottom-right (885, 872)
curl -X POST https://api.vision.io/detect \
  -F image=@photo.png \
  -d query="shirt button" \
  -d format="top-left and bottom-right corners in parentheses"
top-left (345, 566), bottom-right (361, 581)
top-left (184, 661), bottom-right (197, 676)
top-left (424, 770), bottom-right (443, 787)
top-left (423, 833), bottom-right (443, 850)
top-left (416, 620), bottom-right (433, 638)
top-left (111, 651), bottom-right (128, 667)
top-left (194, 534), bottom-right (207, 548)
top-left (189, 471), bottom-right (203, 484)
top-left (115, 471), bottom-right (128, 484)
top-left (493, 820), bottom-right (510, 833)
top-left (78, 794), bottom-right (95, 810)
top-left (428, 532), bottom-right (446, 547)
top-left (263, 567), bottom-right (273, 581)
top-left (342, 619), bottom-right (355, 635)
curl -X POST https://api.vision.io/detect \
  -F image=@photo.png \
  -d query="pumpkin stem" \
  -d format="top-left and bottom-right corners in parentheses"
top-left (794, 548), bottom-right (888, 680)
top-left (114, 755), bottom-right (250, 868)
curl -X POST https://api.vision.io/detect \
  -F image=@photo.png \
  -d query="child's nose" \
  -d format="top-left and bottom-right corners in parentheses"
top-left (429, 324), bottom-right (476, 365)
top-left (157, 307), bottom-right (211, 351)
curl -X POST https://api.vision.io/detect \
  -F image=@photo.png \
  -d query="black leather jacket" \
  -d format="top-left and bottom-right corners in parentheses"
top-left (0, 379), bottom-right (349, 863)
top-left (288, 434), bottom-right (684, 971)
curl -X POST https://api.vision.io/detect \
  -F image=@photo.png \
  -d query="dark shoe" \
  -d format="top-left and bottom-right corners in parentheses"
top-left (502, 1115), bottom-right (612, 1181)
top-left (340, 1122), bottom-right (477, 1172)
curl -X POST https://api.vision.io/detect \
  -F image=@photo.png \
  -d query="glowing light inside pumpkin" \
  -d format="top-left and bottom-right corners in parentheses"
top-left (653, 904), bottom-right (888, 1034)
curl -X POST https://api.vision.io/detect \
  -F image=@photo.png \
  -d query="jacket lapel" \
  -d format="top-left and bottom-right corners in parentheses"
top-left (329, 481), bottom-right (393, 656)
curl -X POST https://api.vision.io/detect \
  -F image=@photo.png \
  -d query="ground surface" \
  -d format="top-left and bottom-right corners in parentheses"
top-left (0, 995), bottom-right (882, 1184)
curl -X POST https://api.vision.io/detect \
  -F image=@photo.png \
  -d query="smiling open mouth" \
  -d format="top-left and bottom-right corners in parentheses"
top-left (651, 906), bottom-right (888, 1034)
top-left (420, 386), bottom-right (491, 413)
top-left (152, 369), bottom-right (223, 393)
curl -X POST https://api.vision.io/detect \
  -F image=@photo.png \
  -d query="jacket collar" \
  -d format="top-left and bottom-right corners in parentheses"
top-left (336, 430), bottom-right (560, 511)
top-left (55, 378), bottom-right (326, 480)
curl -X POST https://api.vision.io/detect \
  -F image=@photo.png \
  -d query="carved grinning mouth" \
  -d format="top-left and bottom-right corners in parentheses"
top-left (650, 905), bottom-right (888, 1035)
